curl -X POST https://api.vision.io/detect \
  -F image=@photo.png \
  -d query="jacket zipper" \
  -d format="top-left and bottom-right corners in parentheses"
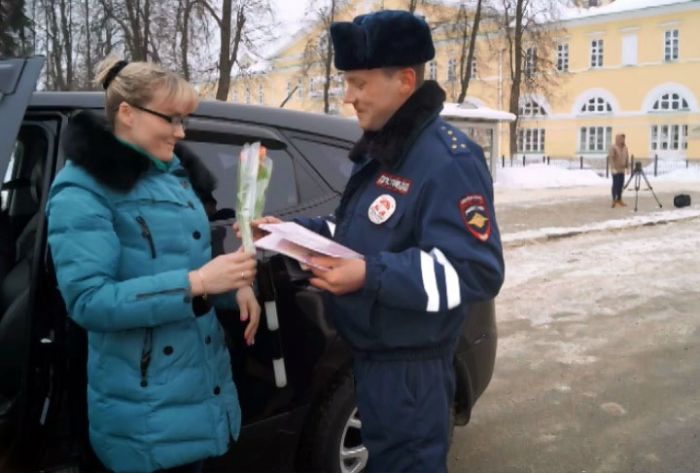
top-left (135, 216), bottom-right (156, 259)
top-left (139, 328), bottom-right (154, 388)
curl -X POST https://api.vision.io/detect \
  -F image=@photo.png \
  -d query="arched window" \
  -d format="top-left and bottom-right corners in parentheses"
top-left (580, 97), bottom-right (612, 113)
top-left (652, 93), bottom-right (689, 111)
top-left (519, 100), bottom-right (546, 117)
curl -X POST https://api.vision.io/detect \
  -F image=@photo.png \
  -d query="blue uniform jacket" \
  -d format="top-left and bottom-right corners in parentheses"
top-left (298, 82), bottom-right (504, 357)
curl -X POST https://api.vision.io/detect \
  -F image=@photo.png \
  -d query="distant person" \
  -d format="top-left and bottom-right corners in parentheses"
top-left (608, 133), bottom-right (629, 207)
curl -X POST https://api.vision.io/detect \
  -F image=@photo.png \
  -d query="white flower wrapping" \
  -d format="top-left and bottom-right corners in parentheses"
top-left (236, 142), bottom-right (273, 253)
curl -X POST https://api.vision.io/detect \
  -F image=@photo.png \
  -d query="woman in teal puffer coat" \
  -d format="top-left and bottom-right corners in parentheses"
top-left (46, 57), bottom-right (260, 473)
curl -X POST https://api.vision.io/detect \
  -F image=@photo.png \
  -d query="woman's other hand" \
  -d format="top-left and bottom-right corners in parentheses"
top-left (236, 286), bottom-right (261, 346)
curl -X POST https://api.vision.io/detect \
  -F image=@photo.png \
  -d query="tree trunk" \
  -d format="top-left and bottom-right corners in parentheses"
top-left (84, 0), bottom-right (93, 86)
top-left (322, 0), bottom-right (337, 113)
top-left (457, 0), bottom-right (481, 104)
top-left (59, 0), bottom-right (74, 89)
top-left (214, 0), bottom-right (245, 101)
top-left (508, 0), bottom-right (524, 158)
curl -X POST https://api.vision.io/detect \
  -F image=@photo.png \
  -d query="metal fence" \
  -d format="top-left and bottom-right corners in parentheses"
top-left (500, 154), bottom-right (699, 177)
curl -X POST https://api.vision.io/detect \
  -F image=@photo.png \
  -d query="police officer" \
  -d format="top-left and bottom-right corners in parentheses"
top-left (253, 10), bottom-right (504, 472)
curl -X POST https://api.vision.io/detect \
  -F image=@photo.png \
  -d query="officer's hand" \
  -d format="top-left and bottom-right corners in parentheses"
top-left (236, 286), bottom-right (260, 346)
top-left (308, 257), bottom-right (366, 295)
top-left (233, 215), bottom-right (283, 241)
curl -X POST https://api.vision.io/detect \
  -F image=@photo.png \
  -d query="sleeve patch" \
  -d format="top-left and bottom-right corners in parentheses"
top-left (459, 194), bottom-right (491, 242)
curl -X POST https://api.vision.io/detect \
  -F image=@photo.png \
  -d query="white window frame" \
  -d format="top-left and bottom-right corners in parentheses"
top-left (258, 83), bottom-right (264, 104)
top-left (428, 60), bottom-right (438, 80)
top-left (556, 43), bottom-right (569, 72)
top-left (579, 126), bottom-right (613, 152)
top-left (447, 58), bottom-right (457, 82)
top-left (622, 34), bottom-right (637, 66)
top-left (245, 85), bottom-right (251, 104)
top-left (519, 100), bottom-right (546, 117)
top-left (652, 93), bottom-right (689, 111)
top-left (470, 59), bottom-right (477, 77)
top-left (524, 47), bottom-right (537, 77)
top-left (581, 97), bottom-right (613, 114)
top-left (517, 128), bottom-right (546, 153)
top-left (297, 79), bottom-right (304, 98)
top-left (664, 29), bottom-right (679, 62)
top-left (650, 124), bottom-right (688, 151)
top-left (590, 39), bottom-right (604, 68)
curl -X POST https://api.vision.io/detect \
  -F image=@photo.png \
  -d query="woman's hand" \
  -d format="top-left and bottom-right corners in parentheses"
top-left (189, 250), bottom-right (257, 296)
top-left (236, 286), bottom-right (261, 346)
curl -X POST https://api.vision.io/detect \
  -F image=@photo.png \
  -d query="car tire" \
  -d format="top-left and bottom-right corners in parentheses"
top-left (297, 371), bottom-right (368, 473)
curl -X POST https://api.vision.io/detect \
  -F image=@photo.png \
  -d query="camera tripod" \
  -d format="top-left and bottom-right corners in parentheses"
top-left (623, 162), bottom-right (662, 212)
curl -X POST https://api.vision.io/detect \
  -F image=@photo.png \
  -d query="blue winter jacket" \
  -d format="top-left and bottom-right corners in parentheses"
top-left (297, 81), bottom-right (505, 357)
top-left (46, 111), bottom-right (241, 472)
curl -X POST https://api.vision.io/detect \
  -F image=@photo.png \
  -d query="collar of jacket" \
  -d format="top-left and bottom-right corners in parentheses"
top-left (61, 110), bottom-right (216, 196)
top-left (348, 80), bottom-right (446, 169)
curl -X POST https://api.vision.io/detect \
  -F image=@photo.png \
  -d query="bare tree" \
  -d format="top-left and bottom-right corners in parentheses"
top-left (198, 0), bottom-right (274, 101)
top-left (41, 0), bottom-right (76, 90)
top-left (456, 0), bottom-right (483, 103)
top-left (0, 0), bottom-right (31, 56)
top-left (302, 0), bottom-right (348, 114)
top-left (406, 0), bottom-right (426, 14)
top-left (499, 0), bottom-right (561, 157)
top-left (98, 0), bottom-right (154, 61)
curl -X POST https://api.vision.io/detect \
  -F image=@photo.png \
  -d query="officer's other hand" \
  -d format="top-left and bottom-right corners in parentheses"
top-left (236, 286), bottom-right (260, 346)
top-left (308, 257), bottom-right (366, 295)
top-left (233, 215), bottom-right (283, 241)
top-left (190, 250), bottom-right (257, 296)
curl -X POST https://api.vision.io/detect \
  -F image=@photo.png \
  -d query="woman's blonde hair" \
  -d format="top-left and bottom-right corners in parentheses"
top-left (94, 55), bottom-right (199, 127)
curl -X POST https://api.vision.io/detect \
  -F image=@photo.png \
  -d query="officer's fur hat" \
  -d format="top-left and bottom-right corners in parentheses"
top-left (330, 10), bottom-right (435, 71)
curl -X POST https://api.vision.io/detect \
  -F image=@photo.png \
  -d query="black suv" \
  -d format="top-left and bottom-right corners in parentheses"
top-left (0, 57), bottom-right (497, 472)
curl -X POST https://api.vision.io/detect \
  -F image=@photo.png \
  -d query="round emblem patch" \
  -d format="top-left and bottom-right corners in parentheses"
top-left (368, 194), bottom-right (397, 225)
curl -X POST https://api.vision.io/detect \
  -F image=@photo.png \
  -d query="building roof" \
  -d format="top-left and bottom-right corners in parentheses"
top-left (561, 0), bottom-right (699, 21)
top-left (441, 102), bottom-right (516, 122)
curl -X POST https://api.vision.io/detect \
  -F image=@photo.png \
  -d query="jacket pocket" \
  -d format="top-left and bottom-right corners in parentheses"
top-left (135, 215), bottom-right (157, 259)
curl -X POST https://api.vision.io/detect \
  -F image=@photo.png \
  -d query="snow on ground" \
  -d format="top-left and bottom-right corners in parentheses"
top-left (502, 208), bottom-right (700, 246)
top-left (653, 166), bottom-right (700, 182)
top-left (495, 163), bottom-right (700, 190)
top-left (496, 164), bottom-right (607, 189)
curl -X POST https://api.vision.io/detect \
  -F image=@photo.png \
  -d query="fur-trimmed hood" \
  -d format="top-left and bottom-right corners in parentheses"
top-left (349, 80), bottom-right (446, 168)
top-left (61, 110), bottom-right (216, 196)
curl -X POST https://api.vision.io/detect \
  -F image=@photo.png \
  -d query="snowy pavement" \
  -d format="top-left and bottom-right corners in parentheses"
top-left (494, 168), bottom-right (700, 245)
top-left (448, 167), bottom-right (700, 472)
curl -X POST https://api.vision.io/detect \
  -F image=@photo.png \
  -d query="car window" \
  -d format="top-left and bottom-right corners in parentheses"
top-left (291, 138), bottom-right (353, 192)
top-left (182, 141), bottom-right (299, 214)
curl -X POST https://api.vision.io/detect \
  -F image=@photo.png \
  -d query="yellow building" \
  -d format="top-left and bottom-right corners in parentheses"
top-left (228, 0), bottom-right (700, 163)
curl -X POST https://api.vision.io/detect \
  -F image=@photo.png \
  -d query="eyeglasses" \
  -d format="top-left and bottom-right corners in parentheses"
top-left (131, 104), bottom-right (189, 130)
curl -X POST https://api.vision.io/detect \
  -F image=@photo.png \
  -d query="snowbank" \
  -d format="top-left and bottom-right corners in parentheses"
top-left (495, 164), bottom-right (606, 189)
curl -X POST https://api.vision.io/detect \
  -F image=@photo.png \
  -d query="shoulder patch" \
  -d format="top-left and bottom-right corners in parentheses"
top-left (459, 194), bottom-right (491, 242)
top-left (438, 124), bottom-right (471, 156)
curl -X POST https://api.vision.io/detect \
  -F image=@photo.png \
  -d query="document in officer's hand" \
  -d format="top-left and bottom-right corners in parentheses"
top-left (254, 222), bottom-right (363, 271)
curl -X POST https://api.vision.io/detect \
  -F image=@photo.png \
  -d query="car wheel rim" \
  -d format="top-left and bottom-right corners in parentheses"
top-left (339, 407), bottom-right (368, 473)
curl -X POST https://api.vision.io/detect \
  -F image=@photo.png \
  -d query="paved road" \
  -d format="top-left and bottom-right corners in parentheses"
top-left (449, 216), bottom-right (700, 473)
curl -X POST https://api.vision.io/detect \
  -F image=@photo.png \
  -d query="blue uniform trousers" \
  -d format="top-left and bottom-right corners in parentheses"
top-left (353, 353), bottom-right (456, 473)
